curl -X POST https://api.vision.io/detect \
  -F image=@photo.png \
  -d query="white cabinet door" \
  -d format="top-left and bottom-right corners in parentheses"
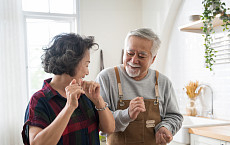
top-left (190, 134), bottom-right (221, 145)
top-left (226, 141), bottom-right (230, 145)
top-left (168, 141), bottom-right (187, 145)
top-left (220, 141), bottom-right (226, 145)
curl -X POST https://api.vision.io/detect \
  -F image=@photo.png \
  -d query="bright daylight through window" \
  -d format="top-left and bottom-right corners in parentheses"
top-left (22, 0), bottom-right (78, 97)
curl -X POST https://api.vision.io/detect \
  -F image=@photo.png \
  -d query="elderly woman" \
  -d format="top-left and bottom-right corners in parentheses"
top-left (22, 33), bottom-right (115, 145)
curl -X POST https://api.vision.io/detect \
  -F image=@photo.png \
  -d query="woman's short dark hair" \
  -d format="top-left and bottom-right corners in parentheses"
top-left (41, 33), bottom-right (98, 76)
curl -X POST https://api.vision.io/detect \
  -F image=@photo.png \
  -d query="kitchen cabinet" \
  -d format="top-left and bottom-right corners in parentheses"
top-left (100, 141), bottom-right (106, 145)
top-left (168, 141), bottom-right (187, 145)
top-left (190, 134), bottom-right (230, 145)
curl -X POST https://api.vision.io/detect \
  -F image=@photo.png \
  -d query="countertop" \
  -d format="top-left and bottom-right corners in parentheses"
top-left (189, 125), bottom-right (230, 142)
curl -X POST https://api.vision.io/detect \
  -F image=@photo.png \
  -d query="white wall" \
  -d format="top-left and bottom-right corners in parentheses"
top-left (164, 0), bottom-right (230, 120)
top-left (79, 0), bottom-right (230, 120)
top-left (142, 0), bottom-right (183, 72)
top-left (79, 0), bottom-right (142, 80)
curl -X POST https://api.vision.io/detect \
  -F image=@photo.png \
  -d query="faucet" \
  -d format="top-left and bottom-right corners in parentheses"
top-left (195, 84), bottom-right (214, 118)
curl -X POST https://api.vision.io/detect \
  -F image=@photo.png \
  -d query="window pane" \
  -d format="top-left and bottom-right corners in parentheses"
top-left (22, 0), bottom-right (75, 14)
top-left (26, 18), bottom-right (72, 96)
top-left (50, 0), bottom-right (75, 14)
top-left (22, 0), bottom-right (49, 12)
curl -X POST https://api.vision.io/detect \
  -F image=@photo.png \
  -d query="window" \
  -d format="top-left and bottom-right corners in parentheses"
top-left (212, 32), bottom-right (230, 65)
top-left (23, 0), bottom-right (78, 97)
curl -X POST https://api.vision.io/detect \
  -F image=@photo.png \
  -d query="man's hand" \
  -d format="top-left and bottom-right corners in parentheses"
top-left (155, 127), bottom-right (173, 144)
top-left (128, 97), bottom-right (146, 120)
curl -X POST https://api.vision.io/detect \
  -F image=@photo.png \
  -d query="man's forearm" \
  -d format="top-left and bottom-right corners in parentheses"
top-left (112, 108), bottom-right (133, 132)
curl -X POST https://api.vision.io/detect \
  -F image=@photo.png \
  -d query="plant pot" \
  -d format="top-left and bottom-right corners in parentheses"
top-left (189, 15), bottom-right (201, 22)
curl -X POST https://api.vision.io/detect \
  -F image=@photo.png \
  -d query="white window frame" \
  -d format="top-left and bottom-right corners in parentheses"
top-left (23, 0), bottom-right (80, 99)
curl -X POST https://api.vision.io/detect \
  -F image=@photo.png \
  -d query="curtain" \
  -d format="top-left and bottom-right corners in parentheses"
top-left (0, 0), bottom-right (27, 144)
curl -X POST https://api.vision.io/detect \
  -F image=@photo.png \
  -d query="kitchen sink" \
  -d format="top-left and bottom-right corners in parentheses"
top-left (172, 116), bottom-right (230, 144)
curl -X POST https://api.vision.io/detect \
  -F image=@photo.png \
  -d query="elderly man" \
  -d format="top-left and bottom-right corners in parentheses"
top-left (96, 28), bottom-right (183, 145)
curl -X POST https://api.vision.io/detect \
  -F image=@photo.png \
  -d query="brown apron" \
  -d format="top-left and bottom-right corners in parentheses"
top-left (107, 67), bottom-right (163, 145)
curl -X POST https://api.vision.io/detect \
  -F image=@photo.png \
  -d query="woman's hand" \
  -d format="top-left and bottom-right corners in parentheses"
top-left (65, 79), bottom-right (85, 110)
top-left (82, 81), bottom-right (115, 133)
top-left (81, 81), bottom-right (103, 107)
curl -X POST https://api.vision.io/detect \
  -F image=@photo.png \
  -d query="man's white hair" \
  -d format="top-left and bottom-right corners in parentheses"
top-left (124, 28), bottom-right (161, 57)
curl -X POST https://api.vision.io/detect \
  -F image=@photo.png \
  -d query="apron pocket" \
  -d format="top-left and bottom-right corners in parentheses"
top-left (124, 120), bottom-right (144, 143)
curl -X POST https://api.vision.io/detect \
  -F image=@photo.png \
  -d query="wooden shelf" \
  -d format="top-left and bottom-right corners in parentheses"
top-left (179, 17), bottom-right (224, 34)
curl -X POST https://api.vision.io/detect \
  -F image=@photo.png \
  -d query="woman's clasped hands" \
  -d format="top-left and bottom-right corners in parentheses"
top-left (65, 79), bottom-right (102, 110)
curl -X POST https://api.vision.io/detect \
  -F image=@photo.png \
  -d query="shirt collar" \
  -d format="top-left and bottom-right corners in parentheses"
top-left (42, 78), bottom-right (59, 100)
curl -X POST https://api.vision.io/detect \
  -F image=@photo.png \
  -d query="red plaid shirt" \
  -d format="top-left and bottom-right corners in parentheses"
top-left (22, 78), bottom-right (100, 145)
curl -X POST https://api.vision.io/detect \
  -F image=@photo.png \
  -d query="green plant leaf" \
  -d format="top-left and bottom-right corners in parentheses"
top-left (201, 0), bottom-right (230, 71)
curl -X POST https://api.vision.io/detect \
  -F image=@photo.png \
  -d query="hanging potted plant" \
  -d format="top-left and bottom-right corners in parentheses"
top-left (201, 0), bottom-right (230, 71)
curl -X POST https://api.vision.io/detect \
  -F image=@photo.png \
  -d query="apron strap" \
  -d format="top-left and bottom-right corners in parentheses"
top-left (155, 70), bottom-right (159, 85)
top-left (114, 66), bottom-right (160, 106)
top-left (154, 70), bottom-right (159, 105)
top-left (114, 66), bottom-right (125, 106)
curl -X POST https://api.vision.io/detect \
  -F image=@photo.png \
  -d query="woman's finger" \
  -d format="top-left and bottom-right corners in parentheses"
top-left (70, 79), bottom-right (76, 85)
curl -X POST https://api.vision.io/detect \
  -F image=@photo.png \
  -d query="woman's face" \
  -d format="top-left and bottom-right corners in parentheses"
top-left (73, 50), bottom-right (90, 83)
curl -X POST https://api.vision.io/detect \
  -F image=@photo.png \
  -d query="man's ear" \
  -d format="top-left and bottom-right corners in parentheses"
top-left (151, 56), bottom-right (156, 64)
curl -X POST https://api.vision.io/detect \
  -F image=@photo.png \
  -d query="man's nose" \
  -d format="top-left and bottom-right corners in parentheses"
top-left (131, 54), bottom-right (139, 64)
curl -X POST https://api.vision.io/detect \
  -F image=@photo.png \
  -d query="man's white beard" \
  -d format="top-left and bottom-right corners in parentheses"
top-left (125, 62), bottom-right (141, 78)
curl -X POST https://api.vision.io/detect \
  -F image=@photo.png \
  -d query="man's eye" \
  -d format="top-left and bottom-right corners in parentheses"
top-left (127, 52), bottom-right (134, 56)
top-left (138, 54), bottom-right (148, 58)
